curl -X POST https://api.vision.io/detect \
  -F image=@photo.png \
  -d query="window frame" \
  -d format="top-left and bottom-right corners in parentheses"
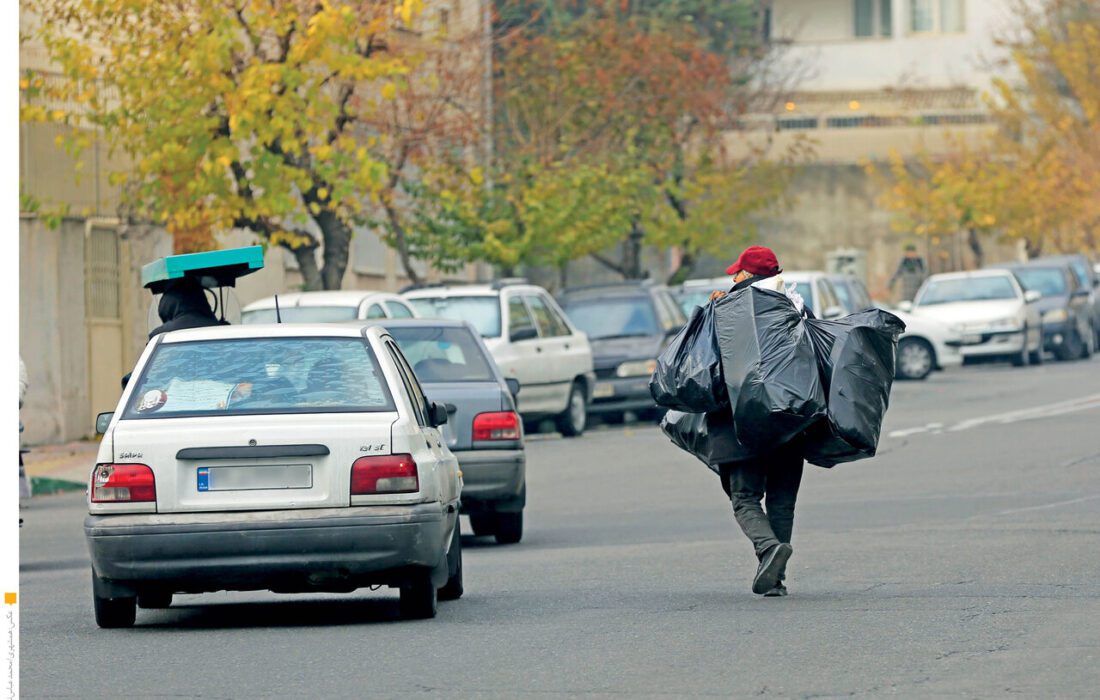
top-left (505, 293), bottom-right (539, 342)
top-left (524, 293), bottom-right (570, 338)
top-left (853, 0), bottom-right (894, 39)
top-left (385, 340), bottom-right (430, 427)
top-left (909, 0), bottom-right (965, 35)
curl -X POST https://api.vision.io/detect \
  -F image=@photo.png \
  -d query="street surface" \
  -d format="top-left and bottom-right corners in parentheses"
top-left (20, 358), bottom-right (1100, 698)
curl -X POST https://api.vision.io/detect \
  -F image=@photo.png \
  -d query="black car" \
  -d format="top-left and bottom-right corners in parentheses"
top-left (558, 282), bottom-right (686, 421)
top-left (374, 319), bottom-right (528, 544)
top-left (994, 263), bottom-right (1094, 361)
top-left (1035, 254), bottom-right (1100, 347)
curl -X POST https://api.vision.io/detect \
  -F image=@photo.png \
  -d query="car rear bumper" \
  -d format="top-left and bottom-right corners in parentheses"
top-left (85, 503), bottom-right (455, 594)
top-left (590, 376), bottom-right (655, 414)
top-left (455, 449), bottom-right (525, 512)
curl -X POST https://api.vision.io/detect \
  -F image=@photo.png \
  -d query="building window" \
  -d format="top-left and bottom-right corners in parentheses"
top-left (911, 0), bottom-right (965, 33)
top-left (854, 0), bottom-right (893, 38)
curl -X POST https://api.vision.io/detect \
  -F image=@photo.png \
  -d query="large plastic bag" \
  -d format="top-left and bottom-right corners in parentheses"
top-left (802, 309), bottom-right (905, 467)
top-left (649, 302), bottom-right (726, 413)
top-left (714, 287), bottom-right (827, 452)
top-left (660, 408), bottom-right (755, 474)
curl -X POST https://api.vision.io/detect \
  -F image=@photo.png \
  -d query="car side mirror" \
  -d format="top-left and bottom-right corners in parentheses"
top-left (428, 401), bottom-right (449, 428)
top-left (505, 377), bottom-right (521, 398)
top-left (897, 301), bottom-right (914, 312)
top-left (1024, 290), bottom-right (1042, 303)
top-left (823, 305), bottom-right (845, 320)
top-left (95, 412), bottom-right (114, 435)
top-left (510, 327), bottom-right (539, 343)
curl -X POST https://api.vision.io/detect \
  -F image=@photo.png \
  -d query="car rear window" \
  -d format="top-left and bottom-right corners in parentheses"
top-left (562, 296), bottom-right (659, 340)
top-left (1013, 268), bottom-right (1068, 296)
top-left (388, 326), bottom-right (496, 382)
top-left (242, 306), bottom-right (360, 324)
top-left (406, 296), bottom-right (502, 337)
top-left (124, 337), bottom-right (394, 418)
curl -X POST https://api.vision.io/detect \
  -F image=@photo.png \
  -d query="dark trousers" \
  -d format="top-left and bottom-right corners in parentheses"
top-left (721, 440), bottom-right (805, 562)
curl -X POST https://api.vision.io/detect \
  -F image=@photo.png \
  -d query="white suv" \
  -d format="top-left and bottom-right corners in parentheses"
top-left (404, 282), bottom-right (595, 436)
top-left (87, 323), bottom-right (463, 626)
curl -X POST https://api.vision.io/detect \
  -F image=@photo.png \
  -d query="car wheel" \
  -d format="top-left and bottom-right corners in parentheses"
top-left (1055, 329), bottom-right (1082, 361)
top-left (399, 574), bottom-right (438, 619)
top-left (555, 381), bottom-right (587, 438)
top-left (494, 511), bottom-right (523, 545)
top-left (1011, 327), bottom-right (1030, 367)
top-left (94, 591), bottom-right (136, 628)
top-left (137, 591), bottom-right (173, 609)
top-left (1080, 324), bottom-right (1095, 359)
top-left (895, 337), bottom-right (934, 380)
top-left (438, 524), bottom-right (463, 602)
top-left (469, 514), bottom-right (495, 537)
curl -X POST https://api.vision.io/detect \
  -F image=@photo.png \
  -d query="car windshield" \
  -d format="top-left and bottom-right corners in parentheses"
top-left (674, 289), bottom-right (716, 314)
top-left (563, 297), bottom-right (659, 339)
top-left (124, 337), bottom-right (394, 418)
top-left (387, 326), bottom-right (495, 382)
top-left (831, 281), bottom-right (854, 311)
top-left (1069, 261), bottom-right (1090, 288)
top-left (242, 306), bottom-right (360, 324)
top-left (406, 296), bottom-right (502, 338)
top-left (1013, 268), bottom-right (1067, 297)
top-left (917, 277), bottom-right (1018, 305)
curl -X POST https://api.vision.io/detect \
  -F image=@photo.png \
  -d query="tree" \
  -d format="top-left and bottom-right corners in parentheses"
top-left (874, 0), bottom-right (1100, 262)
top-left (22, 0), bottom-right (427, 290)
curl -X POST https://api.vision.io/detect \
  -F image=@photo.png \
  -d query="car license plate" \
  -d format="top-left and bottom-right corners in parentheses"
top-left (593, 382), bottom-right (615, 399)
top-left (197, 464), bottom-right (312, 492)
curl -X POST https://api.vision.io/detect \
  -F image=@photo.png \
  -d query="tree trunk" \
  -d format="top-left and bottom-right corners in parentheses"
top-left (623, 218), bottom-right (646, 279)
top-left (1024, 236), bottom-right (1043, 260)
top-left (666, 249), bottom-right (696, 286)
top-left (382, 200), bottom-right (423, 287)
top-left (315, 209), bottom-right (353, 290)
top-left (966, 228), bottom-right (984, 269)
top-left (287, 243), bottom-right (323, 291)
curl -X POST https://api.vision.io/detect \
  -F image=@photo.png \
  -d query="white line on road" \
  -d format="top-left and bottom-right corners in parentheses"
top-left (996, 494), bottom-right (1100, 516)
top-left (887, 393), bottom-right (1100, 440)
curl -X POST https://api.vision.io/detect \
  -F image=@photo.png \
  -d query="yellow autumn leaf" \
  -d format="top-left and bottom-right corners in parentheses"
top-left (381, 82), bottom-right (397, 100)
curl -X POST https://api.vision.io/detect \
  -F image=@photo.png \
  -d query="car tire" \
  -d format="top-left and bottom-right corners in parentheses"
top-left (1011, 328), bottom-right (1030, 367)
top-left (438, 525), bottom-right (463, 602)
top-left (555, 381), bottom-right (587, 438)
top-left (493, 511), bottom-right (523, 545)
top-left (1080, 324), bottom-right (1094, 360)
top-left (469, 514), bottom-right (494, 537)
top-left (137, 591), bottom-right (173, 609)
top-left (94, 592), bottom-right (136, 628)
top-left (399, 574), bottom-right (438, 620)
top-left (895, 337), bottom-right (934, 380)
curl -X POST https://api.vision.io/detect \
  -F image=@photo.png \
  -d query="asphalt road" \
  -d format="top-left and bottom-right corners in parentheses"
top-left (19, 357), bottom-right (1100, 698)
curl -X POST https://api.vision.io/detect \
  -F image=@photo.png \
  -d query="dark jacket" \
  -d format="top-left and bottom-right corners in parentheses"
top-left (149, 279), bottom-right (226, 339)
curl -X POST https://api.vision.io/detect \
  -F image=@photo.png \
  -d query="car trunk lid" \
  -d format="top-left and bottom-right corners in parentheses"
top-left (421, 382), bottom-right (505, 452)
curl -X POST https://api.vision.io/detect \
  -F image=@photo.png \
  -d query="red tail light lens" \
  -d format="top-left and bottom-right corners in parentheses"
top-left (473, 411), bottom-right (521, 441)
top-left (91, 463), bottom-right (156, 503)
top-left (351, 454), bottom-right (419, 495)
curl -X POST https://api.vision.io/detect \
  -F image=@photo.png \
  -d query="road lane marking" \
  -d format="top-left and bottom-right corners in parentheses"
top-left (888, 393), bottom-right (1100, 439)
top-left (996, 494), bottom-right (1100, 515)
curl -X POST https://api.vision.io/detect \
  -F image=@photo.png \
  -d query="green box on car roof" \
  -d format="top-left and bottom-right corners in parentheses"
top-left (141, 246), bottom-right (265, 293)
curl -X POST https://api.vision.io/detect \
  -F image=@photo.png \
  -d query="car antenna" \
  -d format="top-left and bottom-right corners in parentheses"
top-left (274, 294), bottom-right (282, 323)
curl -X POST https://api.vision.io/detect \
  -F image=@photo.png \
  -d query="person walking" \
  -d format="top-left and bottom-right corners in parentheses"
top-left (709, 246), bottom-right (806, 597)
top-left (888, 243), bottom-right (927, 302)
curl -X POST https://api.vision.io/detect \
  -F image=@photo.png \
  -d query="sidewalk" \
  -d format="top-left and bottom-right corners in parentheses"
top-left (22, 439), bottom-right (100, 495)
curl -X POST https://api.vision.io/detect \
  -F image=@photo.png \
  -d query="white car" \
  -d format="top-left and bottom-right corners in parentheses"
top-left (902, 270), bottom-right (1043, 367)
top-left (404, 282), bottom-right (596, 436)
top-left (86, 323), bottom-right (463, 627)
top-left (242, 290), bottom-right (418, 324)
top-left (882, 307), bottom-right (964, 380)
top-left (781, 271), bottom-right (847, 319)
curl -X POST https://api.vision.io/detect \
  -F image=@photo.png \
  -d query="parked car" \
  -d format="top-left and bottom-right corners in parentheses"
top-left (380, 319), bottom-right (527, 544)
top-left (827, 274), bottom-right (875, 313)
top-left (86, 323), bottom-right (463, 627)
top-left (1035, 254), bottom-right (1100, 347)
top-left (902, 270), bottom-right (1043, 366)
top-left (241, 290), bottom-right (417, 324)
top-left (558, 282), bottom-right (686, 421)
top-left (879, 305), bottom-right (966, 380)
top-left (672, 277), bottom-right (727, 315)
top-left (778, 271), bottom-right (847, 319)
top-left (990, 262), bottom-right (1094, 361)
top-left (403, 281), bottom-right (595, 437)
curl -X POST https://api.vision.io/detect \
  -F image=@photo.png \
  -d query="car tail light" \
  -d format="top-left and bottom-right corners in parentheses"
top-left (91, 464), bottom-right (156, 503)
top-left (473, 411), bottom-right (521, 441)
top-left (351, 454), bottom-right (419, 495)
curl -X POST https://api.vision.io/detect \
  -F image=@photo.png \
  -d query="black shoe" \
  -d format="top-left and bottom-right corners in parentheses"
top-left (752, 543), bottom-right (793, 595)
top-left (763, 582), bottom-right (788, 597)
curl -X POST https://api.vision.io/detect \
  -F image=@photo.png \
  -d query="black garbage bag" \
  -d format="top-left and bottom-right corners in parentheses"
top-left (649, 302), bottom-right (726, 413)
top-left (802, 309), bottom-right (905, 467)
top-left (714, 287), bottom-right (827, 452)
top-left (660, 408), bottom-right (755, 474)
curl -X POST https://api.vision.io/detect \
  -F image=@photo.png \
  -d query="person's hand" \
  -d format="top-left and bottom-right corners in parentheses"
top-left (709, 290), bottom-right (727, 302)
